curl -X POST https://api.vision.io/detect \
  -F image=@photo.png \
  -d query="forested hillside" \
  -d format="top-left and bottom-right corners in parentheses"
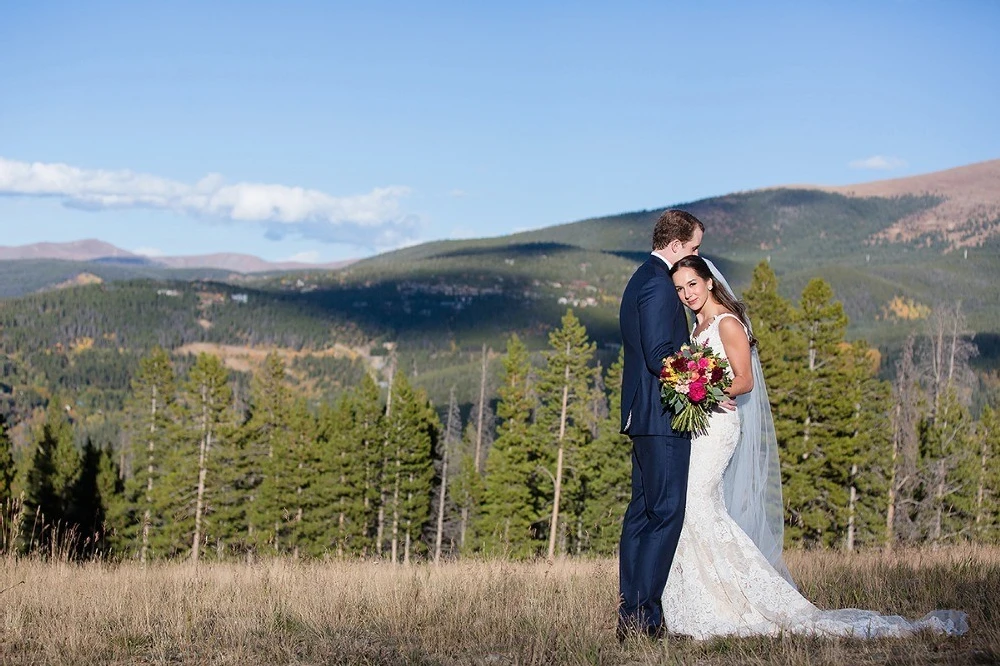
top-left (1, 163), bottom-right (998, 561)
top-left (2, 266), bottom-right (996, 563)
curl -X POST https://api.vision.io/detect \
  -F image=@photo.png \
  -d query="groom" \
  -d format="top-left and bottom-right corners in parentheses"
top-left (618, 209), bottom-right (704, 640)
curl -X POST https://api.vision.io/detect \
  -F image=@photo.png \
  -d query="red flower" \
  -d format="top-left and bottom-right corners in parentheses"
top-left (688, 380), bottom-right (707, 403)
top-left (671, 357), bottom-right (688, 371)
top-left (711, 367), bottom-right (724, 383)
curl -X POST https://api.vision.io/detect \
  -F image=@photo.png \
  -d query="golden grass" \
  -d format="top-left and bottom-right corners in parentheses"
top-left (0, 547), bottom-right (997, 665)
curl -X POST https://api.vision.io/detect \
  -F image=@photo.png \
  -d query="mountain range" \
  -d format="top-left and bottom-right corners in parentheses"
top-left (0, 238), bottom-right (356, 274)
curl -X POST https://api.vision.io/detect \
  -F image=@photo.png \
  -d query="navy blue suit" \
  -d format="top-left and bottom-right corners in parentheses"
top-left (618, 255), bottom-right (692, 633)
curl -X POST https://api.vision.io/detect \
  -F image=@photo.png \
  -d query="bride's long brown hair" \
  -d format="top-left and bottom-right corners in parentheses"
top-left (670, 255), bottom-right (758, 348)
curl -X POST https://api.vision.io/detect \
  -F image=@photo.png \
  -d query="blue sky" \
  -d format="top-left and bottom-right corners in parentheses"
top-left (1, 1), bottom-right (998, 263)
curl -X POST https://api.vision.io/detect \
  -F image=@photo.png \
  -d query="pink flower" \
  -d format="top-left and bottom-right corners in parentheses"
top-left (687, 360), bottom-right (698, 371)
top-left (698, 357), bottom-right (710, 369)
top-left (688, 381), bottom-right (707, 403)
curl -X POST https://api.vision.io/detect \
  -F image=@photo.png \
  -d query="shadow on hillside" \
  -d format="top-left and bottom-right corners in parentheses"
top-left (428, 242), bottom-right (578, 260)
top-left (974, 333), bottom-right (1000, 371)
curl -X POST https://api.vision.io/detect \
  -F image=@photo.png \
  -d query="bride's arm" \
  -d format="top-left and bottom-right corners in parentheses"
top-left (719, 317), bottom-right (754, 397)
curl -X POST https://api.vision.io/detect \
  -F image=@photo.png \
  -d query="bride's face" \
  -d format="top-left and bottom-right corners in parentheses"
top-left (672, 267), bottom-right (713, 312)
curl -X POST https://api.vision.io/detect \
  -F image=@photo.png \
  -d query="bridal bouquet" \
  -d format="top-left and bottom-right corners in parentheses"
top-left (660, 342), bottom-right (732, 435)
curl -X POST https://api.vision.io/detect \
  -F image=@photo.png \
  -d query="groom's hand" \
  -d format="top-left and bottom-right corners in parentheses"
top-left (719, 398), bottom-right (737, 412)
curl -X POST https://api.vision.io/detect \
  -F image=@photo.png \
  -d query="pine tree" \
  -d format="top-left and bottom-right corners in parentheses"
top-left (534, 310), bottom-right (597, 558)
top-left (476, 334), bottom-right (542, 558)
top-left (242, 352), bottom-right (293, 552)
top-left (349, 373), bottom-right (384, 556)
top-left (95, 444), bottom-right (123, 551)
top-left (918, 386), bottom-right (976, 544)
top-left (974, 405), bottom-right (1000, 543)
top-left (316, 395), bottom-right (368, 557)
top-left (781, 279), bottom-right (850, 546)
top-left (576, 350), bottom-right (631, 554)
top-left (69, 438), bottom-right (111, 555)
top-left (275, 397), bottom-right (320, 557)
top-left (0, 414), bottom-right (15, 504)
top-left (184, 353), bottom-right (234, 562)
top-left (742, 262), bottom-right (807, 543)
top-left (452, 424), bottom-right (486, 552)
top-left (384, 370), bottom-right (437, 563)
top-left (122, 346), bottom-right (178, 562)
top-left (24, 402), bottom-right (81, 554)
top-left (838, 342), bottom-right (892, 550)
top-left (742, 261), bottom-right (803, 455)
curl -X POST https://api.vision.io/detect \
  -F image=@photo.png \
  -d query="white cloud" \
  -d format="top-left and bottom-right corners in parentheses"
top-left (848, 155), bottom-right (908, 171)
top-left (133, 246), bottom-right (165, 257)
top-left (0, 156), bottom-right (419, 250)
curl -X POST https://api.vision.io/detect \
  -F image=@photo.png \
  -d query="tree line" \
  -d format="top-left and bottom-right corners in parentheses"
top-left (0, 261), bottom-right (997, 561)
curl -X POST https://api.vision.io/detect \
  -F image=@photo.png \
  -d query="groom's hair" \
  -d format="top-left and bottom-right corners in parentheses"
top-left (652, 209), bottom-right (705, 250)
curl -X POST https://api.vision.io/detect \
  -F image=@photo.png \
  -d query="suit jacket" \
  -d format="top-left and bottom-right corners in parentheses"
top-left (619, 256), bottom-right (692, 438)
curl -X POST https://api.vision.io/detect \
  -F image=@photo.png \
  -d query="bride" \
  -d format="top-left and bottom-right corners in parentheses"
top-left (661, 254), bottom-right (968, 639)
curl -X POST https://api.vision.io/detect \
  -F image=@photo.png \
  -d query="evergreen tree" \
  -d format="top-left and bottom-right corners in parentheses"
top-left (742, 262), bottom-right (807, 543)
top-left (316, 395), bottom-right (368, 557)
top-left (348, 373), bottom-right (384, 555)
top-left (0, 414), bottom-right (15, 504)
top-left (241, 352), bottom-right (293, 552)
top-left (742, 261), bottom-right (803, 455)
top-left (69, 438), bottom-right (111, 555)
top-left (121, 346), bottom-right (177, 562)
top-left (452, 425), bottom-right (485, 552)
top-left (781, 279), bottom-right (850, 546)
top-left (184, 353), bottom-right (234, 562)
top-left (24, 402), bottom-right (81, 554)
top-left (384, 370), bottom-right (437, 563)
top-left (576, 350), bottom-right (631, 555)
top-left (270, 397), bottom-right (319, 557)
top-left (534, 310), bottom-right (597, 558)
top-left (476, 334), bottom-right (541, 558)
top-left (837, 342), bottom-right (892, 550)
top-left (918, 386), bottom-right (976, 544)
top-left (95, 444), bottom-right (123, 550)
top-left (974, 405), bottom-right (1000, 543)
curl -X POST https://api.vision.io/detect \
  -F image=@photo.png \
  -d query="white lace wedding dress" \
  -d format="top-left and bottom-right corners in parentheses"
top-left (660, 313), bottom-right (969, 639)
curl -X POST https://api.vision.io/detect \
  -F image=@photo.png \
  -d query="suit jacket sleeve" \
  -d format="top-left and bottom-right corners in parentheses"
top-left (637, 273), bottom-right (689, 375)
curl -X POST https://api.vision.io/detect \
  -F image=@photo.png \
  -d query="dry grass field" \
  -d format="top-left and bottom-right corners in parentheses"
top-left (0, 547), bottom-right (996, 665)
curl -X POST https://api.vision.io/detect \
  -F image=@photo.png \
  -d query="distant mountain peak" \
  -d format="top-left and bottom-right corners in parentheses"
top-left (0, 238), bottom-right (139, 262)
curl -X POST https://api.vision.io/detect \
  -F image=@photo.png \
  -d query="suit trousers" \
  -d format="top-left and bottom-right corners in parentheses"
top-left (618, 434), bottom-right (691, 631)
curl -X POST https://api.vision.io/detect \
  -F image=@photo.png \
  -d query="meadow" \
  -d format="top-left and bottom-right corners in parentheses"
top-left (0, 547), bottom-right (995, 665)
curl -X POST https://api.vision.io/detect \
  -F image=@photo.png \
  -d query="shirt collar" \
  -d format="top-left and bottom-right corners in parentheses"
top-left (650, 251), bottom-right (672, 270)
